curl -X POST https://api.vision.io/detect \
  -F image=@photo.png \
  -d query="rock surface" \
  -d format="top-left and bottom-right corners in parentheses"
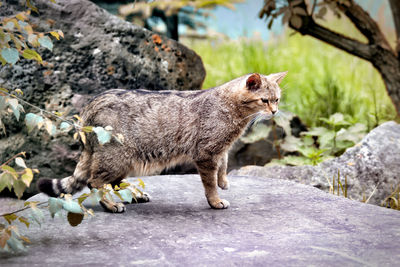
top-left (230, 121), bottom-right (400, 206)
top-left (0, 0), bottom-right (205, 193)
top-left (1, 175), bottom-right (399, 266)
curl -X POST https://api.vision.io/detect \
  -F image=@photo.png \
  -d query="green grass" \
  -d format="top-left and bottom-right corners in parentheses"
top-left (184, 34), bottom-right (397, 128)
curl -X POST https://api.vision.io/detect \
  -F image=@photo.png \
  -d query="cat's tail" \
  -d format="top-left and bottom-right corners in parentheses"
top-left (37, 175), bottom-right (88, 197)
top-left (37, 158), bottom-right (89, 197)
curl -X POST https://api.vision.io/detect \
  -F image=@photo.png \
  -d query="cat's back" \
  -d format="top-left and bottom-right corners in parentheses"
top-left (81, 88), bottom-right (208, 128)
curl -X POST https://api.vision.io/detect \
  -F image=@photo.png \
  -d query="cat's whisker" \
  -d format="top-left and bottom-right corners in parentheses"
top-left (241, 111), bottom-right (260, 123)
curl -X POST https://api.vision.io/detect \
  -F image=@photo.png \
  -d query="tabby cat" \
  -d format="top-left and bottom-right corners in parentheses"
top-left (38, 72), bottom-right (287, 212)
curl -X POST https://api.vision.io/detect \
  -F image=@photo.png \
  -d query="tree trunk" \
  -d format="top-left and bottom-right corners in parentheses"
top-left (371, 48), bottom-right (400, 114)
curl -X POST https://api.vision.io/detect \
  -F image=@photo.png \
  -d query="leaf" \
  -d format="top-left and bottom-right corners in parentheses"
top-left (114, 133), bottom-right (125, 144)
top-left (29, 205), bottom-right (44, 226)
top-left (290, 15), bottom-right (302, 29)
top-left (14, 89), bottom-right (23, 95)
top-left (25, 113), bottom-right (44, 132)
top-left (2, 165), bottom-right (18, 178)
top-left (93, 127), bottom-right (111, 145)
top-left (13, 179), bottom-right (26, 199)
top-left (38, 36), bottom-right (53, 51)
top-left (26, 0), bottom-right (38, 13)
top-left (4, 21), bottom-right (16, 31)
top-left (280, 135), bottom-right (301, 152)
top-left (62, 199), bottom-right (83, 214)
top-left (18, 216), bottom-right (30, 228)
top-left (60, 121), bottom-right (72, 132)
top-left (19, 235), bottom-right (31, 243)
top-left (316, 6), bottom-right (327, 19)
top-left (73, 115), bottom-right (83, 122)
top-left (45, 119), bottom-right (56, 136)
top-left (27, 34), bottom-right (39, 47)
top-left (21, 168), bottom-right (33, 187)
top-left (15, 12), bottom-right (28, 21)
top-left (48, 197), bottom-right (64, 218)
top-left (67, 212), bottom-right (84, 227)
top-left (81, 126), bottom-right (93, 133)
top-left (77, 193), bottom-right (89, 205)
top-left (118, 189), bottom-right (133, 203)
top-left (1, 48), bottom-right (19, 65)
top-left (86, 188), bottom-right (102, 205)
top-left (49, 31), bottom-right (60, 40)
top-left (6, 235), bottom-right (26, 252)
top-left (8, 98), bottom-right (21, 121)
top-left (15, 157), bottom-right (27, 168)
top-left (0, 172), bottom-right (14, 192)
top-left (22, 49), bottom-right (43, 63)
top-left (7, 98), bottom-right (18, 110)
top-left (0, 230), bottom-right (10, 248)
top-left (138, 178), bottom-right (145, 189)
top-left (302, 127), bottom-right (329, 137)
top-left (3, 214), bottom-right (18, 224)
top-left (79, 131), bottom-right (86, 144)
top-left (0, 55), bottom-right (6, 65)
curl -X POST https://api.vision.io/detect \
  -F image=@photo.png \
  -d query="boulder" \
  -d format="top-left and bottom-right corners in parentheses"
top-left (0, 0), bottom-right (205, 194)
top-left (1, 175), bottom-right (399, 265)
top-left (230, 121), bottom-right (400, 206)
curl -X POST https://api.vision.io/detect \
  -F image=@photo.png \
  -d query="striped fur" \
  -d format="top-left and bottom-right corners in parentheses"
top-left (37, 72), bottom-right (287, 209)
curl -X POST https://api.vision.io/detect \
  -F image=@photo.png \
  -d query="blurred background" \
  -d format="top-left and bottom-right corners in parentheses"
top-left (90, 0), bottom-right (398, 167)
top-left (92, 0), bottom-right (397, 130)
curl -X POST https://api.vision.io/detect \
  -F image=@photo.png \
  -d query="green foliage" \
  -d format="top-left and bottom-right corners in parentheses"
top-left (272, 113), bottom-right (368, 166)
top-left (1, 179), bottom-right (144, 252)
top-left (93, 126), bottom-right (112, 145)
top-left (0, 10), bottom-right (63, 66)
top-left (186, 36), bottom-right (397, 128)
top-left (0, 152), bottom-right (38, 199)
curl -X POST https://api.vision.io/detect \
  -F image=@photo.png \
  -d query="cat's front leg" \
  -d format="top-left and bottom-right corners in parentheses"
top-left (217, 153), bottom-right (229, 190)
top-left (196, 159), bottom-right (230, 209)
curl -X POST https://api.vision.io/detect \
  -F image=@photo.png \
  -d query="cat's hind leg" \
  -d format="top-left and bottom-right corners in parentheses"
top-left (217, 153), bottom-right (229, 190)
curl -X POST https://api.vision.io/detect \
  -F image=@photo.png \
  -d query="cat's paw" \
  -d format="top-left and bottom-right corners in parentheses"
top-left (136, 192), bottom-right (151, 203)
top-left (209, 199), bottom-right (230, 209)
top-left (218, 179), bottom-right (230, 190)
top-left (100, 201), bottom-right (126, 213)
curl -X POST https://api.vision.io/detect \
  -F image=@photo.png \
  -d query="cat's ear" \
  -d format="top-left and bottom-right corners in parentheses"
top-left (246, 73), bottom-right (262, 91)
top-left (268, 71), bottom-right (288, 84)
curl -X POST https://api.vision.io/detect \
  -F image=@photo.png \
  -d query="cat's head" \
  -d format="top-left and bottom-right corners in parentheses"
top-left (240, 71), bottom-right (287, 117)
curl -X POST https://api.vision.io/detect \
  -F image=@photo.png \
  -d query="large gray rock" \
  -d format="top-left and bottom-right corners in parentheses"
top-left (1, 175), bottom-right (399, 265)
top-left (0, 0), bottom-right (205, 194)
top-left (230, 121), bottom-right (400, 206)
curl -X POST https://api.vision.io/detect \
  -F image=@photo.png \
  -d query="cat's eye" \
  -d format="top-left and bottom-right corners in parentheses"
top-left (261, 98), bottom-right (269, 103)
top-left (275, 99), bottom-right (279, 103)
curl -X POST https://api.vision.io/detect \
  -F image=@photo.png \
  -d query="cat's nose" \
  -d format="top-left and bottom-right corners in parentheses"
top-left (271, 110), bottom-right (277, 114)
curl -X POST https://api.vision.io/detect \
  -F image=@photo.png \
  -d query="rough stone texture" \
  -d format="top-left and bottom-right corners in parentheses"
top-left (0, 197), bottom-right (25, 215)
top-left (0, 0), bottom-right (205, 194)
top-left (230, 121), bottom-right (400, 206)
top-left (1, 175), bottom-right (399, 266)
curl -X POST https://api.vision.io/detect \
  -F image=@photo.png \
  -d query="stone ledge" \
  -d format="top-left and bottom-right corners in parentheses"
top-left (1, 175), bottom-right (399, 266)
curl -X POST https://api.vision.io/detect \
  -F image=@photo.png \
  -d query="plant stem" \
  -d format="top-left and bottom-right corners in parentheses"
top-left (0, 152), bottom-right (25, 167)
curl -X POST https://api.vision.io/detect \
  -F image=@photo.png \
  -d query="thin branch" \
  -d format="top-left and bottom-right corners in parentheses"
top-left (0, 201), bottom-right (48, 217)
top-left (337, 1), bottom-right (392, 52)
top-left (0, 152), bottom-right (25, 167)
top-left (1, 91), bottom-right (80, 130)
top-left (310, 0), bottom-right (317, 17)
top-left (292, 18), bottom-right (372, 61)
top-left (389, 0), bottom-right (400, 53)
